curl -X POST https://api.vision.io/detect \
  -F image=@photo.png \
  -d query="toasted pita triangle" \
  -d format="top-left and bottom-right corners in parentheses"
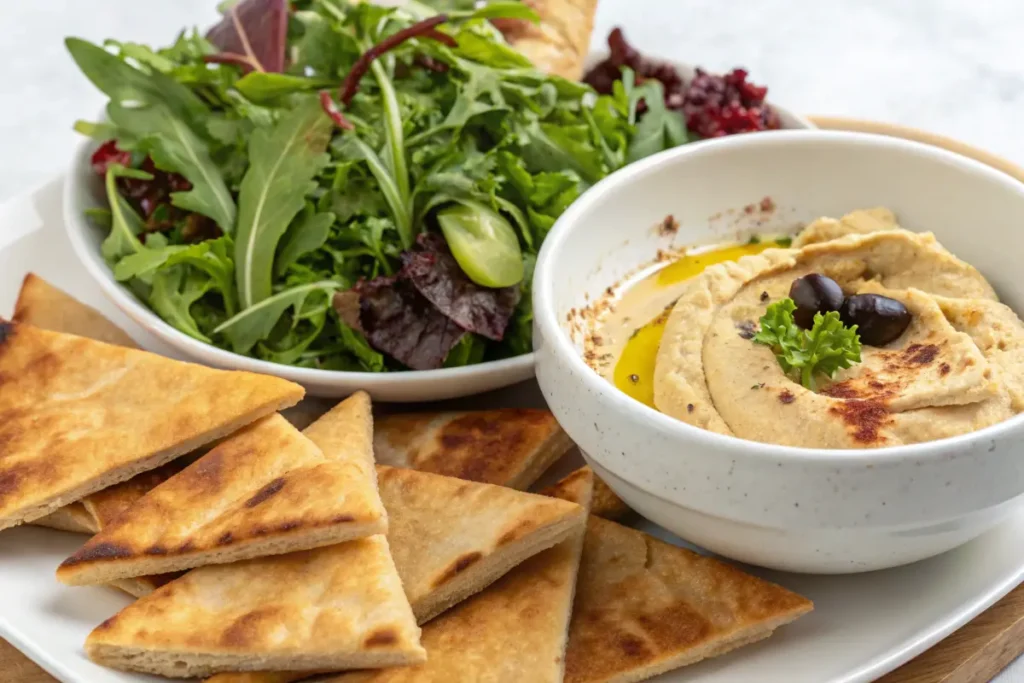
top-left (321, 469), bottom-right (596, 683)
top-left (200, 440), bottom-right (587, 683)
top-left (12, 275), bottom-right (150, 535)
top-left (0, 320), bottom-right (303, 530)
top-left (58, 405), bottom-right (387, 585)
top-left (85, 535), bottom-right (425, 678)
top-left (542, 467), bottom-right (633, 522)
top-left (13, 273), bottom-right (139, 348)
top-left (377, 465), bottom-right (583, 624)
top-left (374, 409), bottom-right (573, 490)
top-left (563, 518), bottom-right (813, 683)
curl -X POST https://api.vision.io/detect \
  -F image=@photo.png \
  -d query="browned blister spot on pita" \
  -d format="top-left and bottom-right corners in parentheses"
top-left (94, 615), bottom-right (119, 631)
top-left (216, 531), bottom-right (234, 545)
top-left (144, 545), bottom-right (168, 556)
top-left (277, 520), bottom-right (302, 532)
top-left (432, 551), bottom-right (484, 588)
top-left (244, 476), bottom-right (286, 508)
top-left (219, 607), bottom-right (281, 647)
top-left (331, 513), bottom-right (355, 523)
top-left (426, 410), bottom-right (556, 484)
top-left (497, 518), bottom-right (538, 546)
top-left (0, 319), bottom-right (15, 347)
top-left (62, 542), bottom-right (133, 567)
top-left (364, 628), bottom-right (399, 647)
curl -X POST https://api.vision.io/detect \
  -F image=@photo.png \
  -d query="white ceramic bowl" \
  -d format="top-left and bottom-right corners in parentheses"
top-left (534, 130), bottom-right (1024, 573)
top-left (63, 59), bottom-right (811, 401)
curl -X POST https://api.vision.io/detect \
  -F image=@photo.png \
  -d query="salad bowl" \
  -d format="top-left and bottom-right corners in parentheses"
top-left (534, 130), bottom-right (1024, 572)
top-left (64, 44), bottom-right (811, 401)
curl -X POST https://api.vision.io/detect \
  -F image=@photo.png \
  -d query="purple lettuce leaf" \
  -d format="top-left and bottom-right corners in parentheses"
top-left (401, 234), bottom-right (520, 341)
top-left (357, 276), bottom-right (466, 371)
top-left (206, 0), bottom-right (288, 73)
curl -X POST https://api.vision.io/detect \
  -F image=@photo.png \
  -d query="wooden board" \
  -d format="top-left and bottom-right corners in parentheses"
top-left (4, 119), bottom-right (1024, 683)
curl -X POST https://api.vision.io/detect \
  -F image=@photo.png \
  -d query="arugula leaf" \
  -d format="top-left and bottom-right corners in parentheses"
top-left (149, 265), bottom-right (216, 341)
top-left (337, 319), bottom-right (386, 372)
top-left (215, 281), bottom-right (339, 354)
top-left (626, 80), bottom-right (690, 163)
top-left (100, 164), bottom-right (151, 264)
top-left (444, 333), bottom-right (487, 367)
top-left (65, 38), bottom-right (207, 123)
top-left (234, 72), bottom-right (336, 103)
top-left (753, 298), bottom-right (862, 390)
top-left (276, 210), bottom-right (336, 276)
top-left (114, 236), bottom-right (238, 316)
top-left (106, 101), bottom-right (236, 232)
top-left (291, 10), bottom-right (356, 78)
top-left (454, 29), bottom-right (532, 69)
top-left (340, 137), bottom-right (412, 248)
top-left (234, 96), bottom-right (332, 309)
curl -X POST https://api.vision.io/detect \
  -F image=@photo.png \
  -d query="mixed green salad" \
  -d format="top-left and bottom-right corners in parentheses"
top-left (69, 0), bottom-right (694, 372)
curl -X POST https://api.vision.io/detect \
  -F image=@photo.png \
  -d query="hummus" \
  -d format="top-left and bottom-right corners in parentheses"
top-left (652, 208), bottom-right (1024, 448)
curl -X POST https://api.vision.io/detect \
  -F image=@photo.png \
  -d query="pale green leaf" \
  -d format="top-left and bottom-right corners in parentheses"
top-left (107, 101), bottom-right (236, 231)
top-left (234, 97), bottom-right (333, 308)
top-left (215, 281), bottom-right (339, 354)
top-left (276, 211), bottom-right (336, 276)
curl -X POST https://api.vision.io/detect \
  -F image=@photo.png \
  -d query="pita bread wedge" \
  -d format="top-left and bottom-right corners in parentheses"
top-left (0, 320), bottom-right (304, 531)
top-left (202, 474), bottom-right (586, 683)
top-left (492, 0), bottom-right (599, 80)
top-left (13, 273), bottom-right (139, 348)
top-left (322, 469), bottom-right (596, 683)
top-left (12, 274), bottom-right (143, 534)
top-left (58, 404), bottom-right (387, 585)
top-left (202, 450), bottom-right (587, 683)
top-left (377, 465), bottom-right (583, 624)
top-left (374, 409), bottom-right (573, 490)
top-left (85, 534), bottom-right (425, 678)
top-left (32, 503), bottom-right (97, 534)
top-left (563, 517), bottom-right (813, 683)
top-left (543, 467), bottom-right (633, 522)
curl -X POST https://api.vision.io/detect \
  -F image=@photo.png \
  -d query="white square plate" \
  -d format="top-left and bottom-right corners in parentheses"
top-left (3, 178), bottom-right (1024, 683)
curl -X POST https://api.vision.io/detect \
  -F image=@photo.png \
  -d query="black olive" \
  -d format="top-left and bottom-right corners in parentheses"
top-left (788, 274), bottom-right (845, 329)
top-left (840, 294), bottom-right (911, 346)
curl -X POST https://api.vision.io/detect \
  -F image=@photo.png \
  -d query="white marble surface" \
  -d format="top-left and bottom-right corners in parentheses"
top-left (2, 1), bottom-right (1024, 680)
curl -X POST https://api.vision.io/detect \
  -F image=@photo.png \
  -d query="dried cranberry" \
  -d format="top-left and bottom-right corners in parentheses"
top-left (683, 68), bottom-right (780, 138)
top-left (90, 140), bottom-right (132, 176)
top-left (583, 29), bottom-right (779, 139)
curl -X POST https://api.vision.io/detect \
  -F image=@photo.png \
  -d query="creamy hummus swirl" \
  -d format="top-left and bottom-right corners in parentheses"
top-left (653, 209), bottom-right (1024, 448)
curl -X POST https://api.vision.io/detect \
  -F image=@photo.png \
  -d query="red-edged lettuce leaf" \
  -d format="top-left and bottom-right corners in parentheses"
top-left (402, 234), bottom-right (520, 341)
top-left (352, 235), bottom-right (520, 369)
top-left (206, 0), bottom-right (288, 73)
top-left (357, 276), bottom-right (466, 371)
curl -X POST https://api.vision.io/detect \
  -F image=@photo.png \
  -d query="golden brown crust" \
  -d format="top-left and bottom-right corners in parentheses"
top-left (85, 536), bottom-right (424, 678)
top-left (541, 467), bottom-right (633, 521)
top-left (374, 409), bottom-right (574, 490)
top-left (320, 470), bottom-right (595, 683)
top-left (494, 0), bottom-right (600, 80)
top-left (0, 322), bottom-right (304, 531)
top-left (563, 517), bottom-right (813, 683)
top-left (57, 412), bottom-right (386, 585)
top-left (202, 467), bottom-right (587, 683)
top-left (30, 503), bottom-right (97, 534)
top-left (376, 465), bottom-right (584, 623)
top-left (13, 273), bottom-right (139, 348)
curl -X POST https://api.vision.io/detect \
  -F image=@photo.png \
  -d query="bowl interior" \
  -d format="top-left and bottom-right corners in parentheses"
top-left (539, 131), bottom-right (1024, 362)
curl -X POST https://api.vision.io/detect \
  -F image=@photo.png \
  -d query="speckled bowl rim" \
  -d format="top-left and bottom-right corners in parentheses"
top-left (534, 129), bottom-right (1024, 463)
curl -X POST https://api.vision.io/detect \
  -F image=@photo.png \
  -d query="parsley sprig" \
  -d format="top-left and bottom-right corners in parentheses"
top-left (752, 298), bottom-right (862, 390)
